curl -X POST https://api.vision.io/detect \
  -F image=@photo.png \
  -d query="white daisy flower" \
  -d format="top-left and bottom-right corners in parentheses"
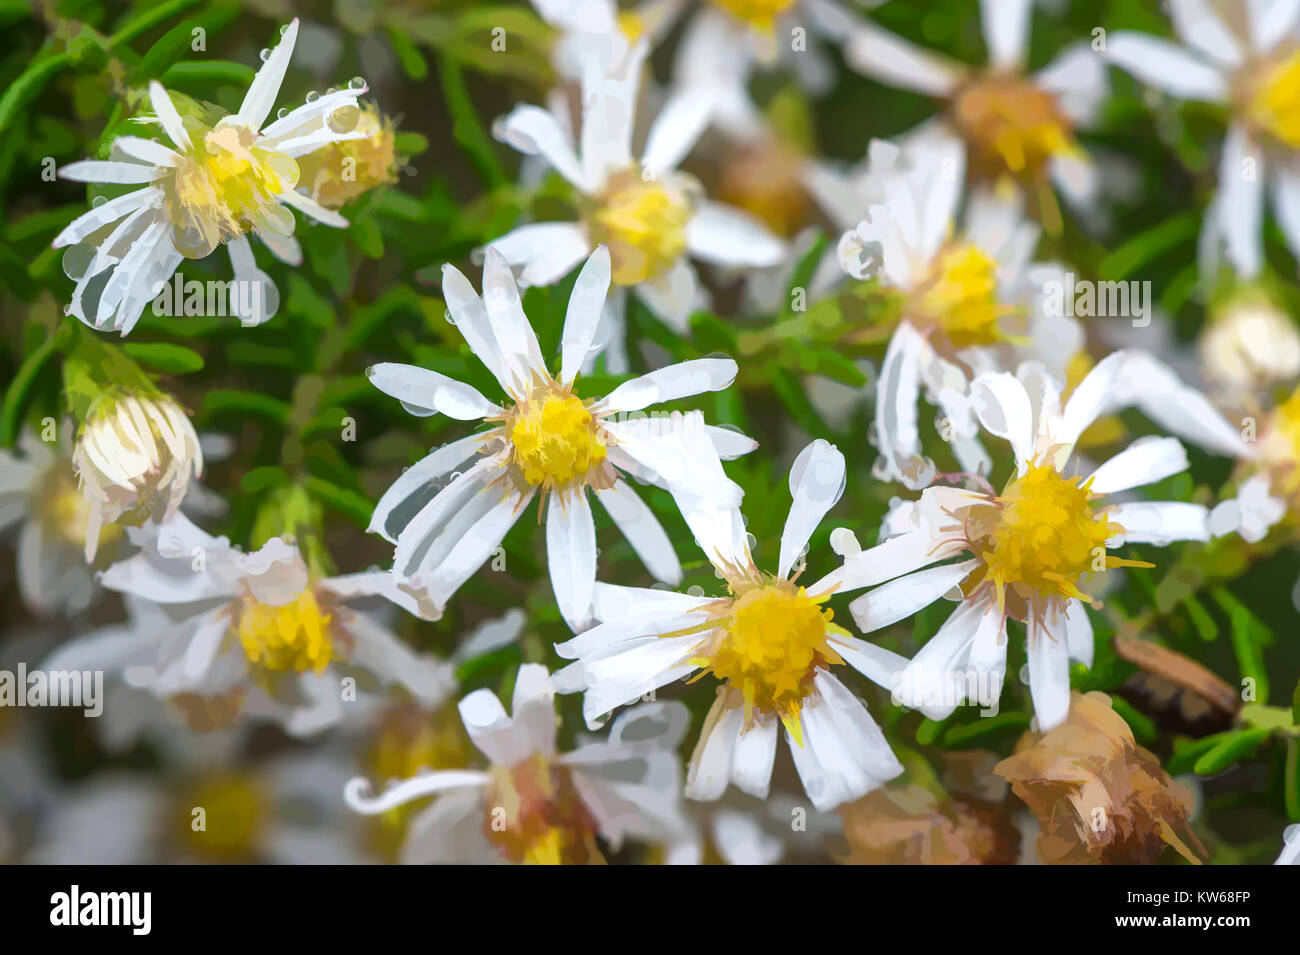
top-left (554, 438), bottom-right (907, 813)
top-left (27, 737), bottom-right (375, 864)
top-left (71, 391), bottom-right (202, 562)
top-left (840, 0), bottom-right (1107, 229)
top-left (837, 136), bottom-right (1075, 488)
top-left (51, 19), bottom-right (371, 335)
top-left (367, 245), bottom-right (755, 632)
top-left (829, 352), bottom-right (1213, 731)
top-left (344, 664), bottom-right (693, 864)
top-left (490, 40), bottom-right (787, 370)
top-left (0, 431), bottom-right (120, 615)
top-left (43, 513), bottom-right (454, 737)
top-left (1105, 1), bottom-right (1300, 277)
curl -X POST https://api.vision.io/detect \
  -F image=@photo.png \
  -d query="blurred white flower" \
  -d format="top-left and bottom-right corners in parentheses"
top-left (555, 439), bottom-right (907, 813)
top-left (839, 0), bottom-right (1107, 229)
top-left (51, 19), bottom-right (371, 334)
top-left (368, 245), bottom-right (755, 631)
top-left (1106, 1), bottom-right (1300, 277)
top-left (345, 664), bottom-right (693, 864)
top-left (490, 41), bottom-right (786, 370)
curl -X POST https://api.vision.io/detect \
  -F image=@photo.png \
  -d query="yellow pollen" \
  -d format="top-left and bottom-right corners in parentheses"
top-left (913, 244), bottom-right (1012, 347)
top-left (586, 169), bottom-right (692, 285)
top-left (482, 754), bottom-right (605, 865)
top-left (509, 391), bottom-right (607, 488)
top-left (1250, 49), bottom-right (1300, 148)
top-left (39, 468), bottom-right (123, 550)
top-left (1260, 385), bottom-right (1300, 500)
top-left (237, 587), bottom-right (334, 673)
top-left (617, 11), bottom-right (645, 42)
top-left (162, 117), bottom-right (299, 258)
top-left (711, 0), bottom-right (797, 31)
top-left (952, 75), bottom-right (1075, 181)
top-left (696, 583), bottom-right (838, 724)
top-left (971, 463), bottom-right (1128, 610)
top-left (176, 772), bottom-right (267, 861)
top-left (296, 103), bottom-right (398, 210)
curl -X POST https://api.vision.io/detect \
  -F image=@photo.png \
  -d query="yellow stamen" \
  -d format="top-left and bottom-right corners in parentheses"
top-left (912, 244), bottom-right (1013, 347)
top-left (176, 772), bottom-right (267, 861)
top-left (237, 587), bottom-right (333, 673)
top-left (951, 74), bottom-right (1076, 182)
top-left (483, 754), bottom-right (604, 865)
top-left (162, 118), bottom-right (298, 258)
top-left (711, 0), bottom-right (797, 32)
top-left (585, 169), bottom-right (693, 286)
top-left (508, 390), bottom-right (607, 489)
top-left (1250, 48), bottom-right (1300, 148)
top-left (969, 462), bottom-right (1124, 608)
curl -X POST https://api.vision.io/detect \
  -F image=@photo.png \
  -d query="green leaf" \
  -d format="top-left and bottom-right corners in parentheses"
top-left (1287, 738), bottom-right (1300, 822)
top-left (1212, 587), bottom-right (1271, 704)
top-left (0, 54), bottom-right (68, 137)
top-left (240, 466), bottom-right (289, 494)
top-left (941, 712), bottom-right (1032, 748)
top-left (122, 342), bottom-right (205, 374)
top-left (1097, 213), bottom-right (1198, 282)
top-left (161, 60), bottom-right (255, 88)
top-left (0, 331), bottom-right (60, 446)
top-left (1193, 727), bottom-right (1272, 775)
top-left (201, 389), bottom-right (291, 424)
top-left (108, 0), bottom-right (204, 49)
top-left (304, 476), bottom-right (372, 529)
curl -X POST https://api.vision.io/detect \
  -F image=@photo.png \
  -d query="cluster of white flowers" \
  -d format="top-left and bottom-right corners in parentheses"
top-left (11, 0), bottom-right (1300, 865)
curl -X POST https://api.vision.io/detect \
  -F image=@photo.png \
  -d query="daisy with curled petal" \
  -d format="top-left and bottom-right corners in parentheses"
top-left (839, 0), bottom-right (1107, 230)
top-left (367, 245), bottom-right (755, 632)
top-left (1105, 1), bottom-right (1300, 278)
top-left (827, 352), bottom-right (1215, 732)
top-left (489, 40), bottom-right (786, 371)
top-left (344, 664), bottom-right (693, 865)
top-left (43, 513), bottom-right (454, 737)
top-left (554, 438), bottom-right (908, 814)
top-left (837, 135), bottom-right (1077, 489)
top-left (51, 19), bottom-right (372, 335)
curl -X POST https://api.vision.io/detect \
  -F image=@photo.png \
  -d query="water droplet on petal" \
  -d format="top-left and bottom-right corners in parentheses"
top-left (305, 90), bottom-right (319, 104)
top-left (277, 107), bottom-right (288, 119)
top-left (327, 104), bottom-right (360, 134)
top-left (62, 243), bottom-right (95, 280)
top-left (349, 76), bottom-right (365, 90)
top-left (91, 195), bottom-right (106, 208)
top-left (280, 24), bottom-right (289, 36)
top-left (259, 48), bottom-right (271, 62)
top-left (686, 585), bottom-right (704, 597)
top-left (326, 87), bottom-right (337, 96)
top-left (444, 309), bottom-right (455, 325)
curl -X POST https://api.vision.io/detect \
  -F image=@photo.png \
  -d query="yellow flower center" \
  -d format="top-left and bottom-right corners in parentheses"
top-left (1249, 48), bottom-right (1300, 148)
top-left (296, 103), bottom-right (396, 210)
top-left (951, 74), bottom-right (1074, 181)
top-left (717, 141), bottom-right (810, 237)
top-left (176, 772), bottom-right (267, 862)
top-left (711, 0), bottom-right (797, 31)
top-left (695, 582), bottom-right (838, 729)
top-left (508, 391), bottom-right (607, 489)
top-left (1261, 386), bottom-right (1300, 499)
top-left (162, 118), bottom-right (299, 258)
top-left (912, 244), bottom-right (1011, 347)
top-left (39, 465), bottom-right (123, 550)
top-left (483, 754), bottom-right (605, 865)
top-left (237, 587), bottom-right (334, 673)
top-left (970, 463), bottom-right (1126, 610)
top-left (586, 169), bottom-right (693, 286)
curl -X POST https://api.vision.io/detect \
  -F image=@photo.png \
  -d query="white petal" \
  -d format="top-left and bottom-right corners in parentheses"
top-left (593, 480), bottom-right (682, 585)
top-left (441, 263), bottom-right (515, 397)
top-left (1106, 33), bottom-right (1228, 100)
top-left (494, 103), bottom-right (593, 192)
top-left (279, 188), bottom-right (348, 227)
top-left (366, 362), bottom-right (502, 419)
top-left (685, 696), bottom-right (743, 801)
top-left (51, 189), bottom-right (154, 249)
top-left (343, 770), bottom-right (489, 815)
top-left (369, 432), bottom-right (487, 542)
top-left (1087, 436), bottom-right (1188, 494)
top-left (685, 200), bottom-right (787, 268)
top-left (481, 246), bottom-right (547, 385)
top-left (874, 322), bottom-right (928, 487)
top-left (59, 160), bottom-right (161, 185)
top-left (1218, 124), bottom-right (1265, 278)
top-left (1248, 0), bottom-right (1300, 52)
top-left (236, 18), bottom-right (299, 130)
top-left (731, 719), bottom-right (779, 800)
top-left (1055, 350), bottom-right (1128, 452)
top-left (641, 87), bottom-right (716, 176)
top-left (1169, 0), bottom-right (1242, 66)
top-left (148, 81), bottom-right (190, 150)
top-left (486, 222), bottom-right (592, 288)
top-left (778, 440), bottom-right (845, 580)
top-left (510, 663), bottom-right (558, 759)
top-left (1063, 597), bottom-right (1094, 667)
top-left (547, 491), bottom-right (597, 632)
top-left (843, 21), bottom-right (962, 96)
top-left (971, 372), bottom-right (1035, 469)
top-left (112, 136), bottom-right (179, 167)
top-left (830, 632), bottom-right (910, 690)
top-left (849, 559), bottom-right (977, 634)
top-left (560, 245), bottom-right (611, 386)
top-left (596, 357), bottom-right (738, 413)
top-left (981, 0), bottom-right (1032, 69)
top-left (1027, 615), bottom-right (1071, 730)
top-left (633, 257), bottom-right (699, 331)
top-left (1107, 500), bottom-right (1209, 545)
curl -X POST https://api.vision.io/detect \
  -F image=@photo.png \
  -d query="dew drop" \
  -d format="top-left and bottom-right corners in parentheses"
top-left (327, 104), bottom-right (360, 134)
top-left (305, 90), bottom-right (319, 104)
top-left (279, 24), bottom-right (289, 36)
top-left (91, 195), bottom-right (106, 208)
top-left (62, 243), bottom-right (95, 280)
top-left (444, 309), bottom-right (456, 326)
top-left (349, 76), bottom-right (366, 90)
top-left (259, 48), bottom-right (271, 62)
top-left (686, 585), bottom-right (705, 597)
top-left (326, 87), bottom-right (337, 96)
top-left (277, 107), bottom-right (288, 120)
